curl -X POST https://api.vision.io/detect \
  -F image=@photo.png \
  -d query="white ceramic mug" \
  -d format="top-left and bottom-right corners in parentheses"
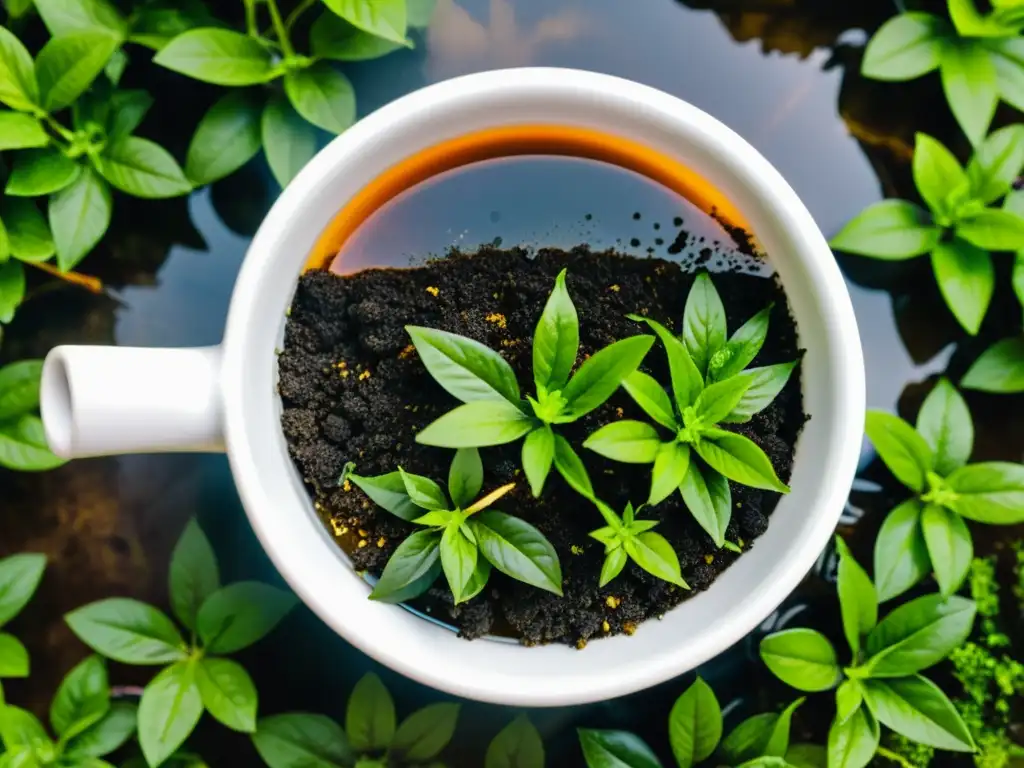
top-left (40, 68), bottom-right (865, 706)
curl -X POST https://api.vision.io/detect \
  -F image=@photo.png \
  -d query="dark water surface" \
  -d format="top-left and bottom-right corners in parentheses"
top-left (2, 0), bottom-right (1022, 764)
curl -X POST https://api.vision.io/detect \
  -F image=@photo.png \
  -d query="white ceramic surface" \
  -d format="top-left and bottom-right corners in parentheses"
top-left (40, 68), bottom-right (865, 706)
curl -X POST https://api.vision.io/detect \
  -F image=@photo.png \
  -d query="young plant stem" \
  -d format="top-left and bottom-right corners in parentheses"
top-left (285, 0), bottom-right (317, 30)
top-left (243, 0), bottom-right (258, 37)
top-left (264, 0), bottom-right (295, 57)
top-left (42, 115), bottom-right (75, 150)
top-left (876, 746), bottom-right (917, 768)
top-left (27, 262), bottom-right (103, 294)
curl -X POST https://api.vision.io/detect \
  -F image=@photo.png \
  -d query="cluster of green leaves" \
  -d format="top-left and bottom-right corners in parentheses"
top-left (485, 714), bottom-right (545, 768)
top-left (347, 448), bottom-right (563, 604)
top-left (252, 671), bottom-right (460, 768)
top-left (585, 272), bottom-right (793, 546)
top-left (64, 519), bottom-right (297, 768)
top-left (578, 677), bottom-right (812, 768)
top-left (0, 552), bottom-right (46, 679)
top-left (865, 378), bottom-right (1024, 601)
top-left (962, 335), bottom-right (1024, 393)
top-left (861, 0), bottom-right (1024, 145)
top-left (408, 269), bottom-right (654, 496)
top-left (831, 129), bottom-right (1024, 335)
top-left (0, 359), bottom-right (63, 470)
top-left (761, 538), bottom-right (978, 768)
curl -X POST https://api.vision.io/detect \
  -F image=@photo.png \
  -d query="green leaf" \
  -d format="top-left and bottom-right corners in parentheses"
top-left (553, 434), bottom-right (594, 498)
top-left (827, 706), bottom-right (879, 768)
top-left (128, 2), bottom-right (223, 51)
top-left (758, 629), bottom-right (841, 692)
top-left (448, 447), bottom-right (483, 509)
top-left (0, 414), bottom-right (65, 471)
top-left (829, 200), bottom-right (940, 260)
top-left (49, 166), bottom-right (112, 272)
top-left (940, 40), bottom-right (999, 146)
top-left (153, 29), bottom-right (277, 85)
top-left (185, 90), bottom-right (263, 186)
top-left (915, 378), bottom-right (972, 475)
top-left (0, 556), bottom-right (41, 627)
top-left (599, 547), bottom-right (628, 588)
top-left (485, 715), bottom-right (544, 768)
top-left (874, 500), bottom-right (931, 602)
top-left (724, 363), bottom-right (798, 423)
top-left (168, 518), bottom-right (220, 632)
top-left (50, 655), bottom-right (107, 736)
top-left (138, 662), bottom-right (204, 768)
top-left (6, 148), bottom-right (80, 197)
top-left (389, 703), bottom-right (459, 761)
top-left (472, 510), bottom-right (562, 596)
top-left (94, 136), bottom-right (192, 199)
top-left (785, 743), bottom-right (827, 768)
top-left (0, 360), bottom-right (41, 420)
top-left (864, 411), bottom-right (933, 492)
top-left (695, 429), bottom-right (789, 493)
top-left (33, 0), bottom-right (126, 39)
top-left (368, 530), bottom-right (441, 603)
top-left (533, 269), bottom-right (579, 391)
top-left (0, 705), bottom-right (51, 756)
top-left (406, 325), bottom-right (520, 405)
top-left (649, 441), bottom-right (691, 506)
top-left (946, 461), bottom-right (1024, 523)
top-left (0, 26), bottom-right (39, 111)
top-left (416, 400), bottom-right (535, 448)
top-left (668, 677), bottom-right (721, 768)
top-left (348, 471), bottom-right (418, 521)
top-left (713, 306), bottom-right (772, 381)
top-left (679, 460), bottom-right (730, 546)
top-left (836, 680), bottom-right (863, 725)
top-left (864, 594), bottom-right (976, 676)
top-left (0, 113), bottom-right (48, 151)
top-left (683, 272), bottom-right (727, 378)
top-left (196, 581), bottom-right (297, 654)
top-left (196, 657), bottom-right (257, 733)
top-left (65, 598), bottom-right (186, 665)
top-left (253, 713), bottom-right (353, 768)
top-left (64, 702), bottom-right (136, 758)
top-left (0, 259), bottom-right (24, 323)
top-left (622, 371), bottom-right (677, 429)
top-left (862, 13), bottom-right (950, 81)
top-left (962, 336), bottom-right (1024, 392)
top-left (35, 33), bottom-right (118, 112)
top-left (861, 675), bottom-right (974, 751)
top-left (284, 63), bottom-right (355, 135)
top-left (835, 537), bottom-right (877, 657)
top-left (440, 524), bottom-right (478, 603)
top-left (321, 0), bottom-right (408, 45)
top-left (310, 13), bottom-right (404, 61)
top-left (522, 426), bottom-right (554, 497)
top-left (920, 505), bottom-right (972, 597)
top-left (966, 124), bottom-right (1024, 204)
top-left (3, 198), bottom-right (55, 263)
top-left (577, 729), bottom-right (662, 768)
top-left (347, 672), bottom-right (395, 752)
top-left (562, 336), bottom-right (654, 418)
top-left (0, 633), bottom-right (28, 677)
top-left (631, 316), bottom-right (704, 409)
top-left (949, 0), bottom-right (1009, 36)
top-left (398, 468), bottom-right (447, 511)
top-left (956, 209), bottom-right (1024, 252)
top-left (624, 531), bottom-right (686, 588)
top-left (583, 420), bottom-right (661, 464)
top-left (987, 36), bottom-right (1024, 112)
top-left (912, 133), bottom-right (968, 217)
top-left (719, 698), bottom-right (803, 764)
top-left (694, 376), bottom-right (752, 424)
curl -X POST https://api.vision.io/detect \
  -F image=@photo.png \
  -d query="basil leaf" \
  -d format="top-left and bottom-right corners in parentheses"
top-left (321, 0), bottom-right (408, 45)
top-left (932, 236), bottom-right (995, 335)
top-left (347, 672), bottom-right (395, 751)
top-left (949, 0), bottom-right (1009, 35)
top-left (485, 714), bottom-right (544, 768)
top-left (406, 325), bottom-right (520, 405)
top-left (956, 209), bottom-right (1024, 252)
top-left (915, 378), bottom-right (973, 475)
top-left (138, 661), bottom-right (203, 768)
top-left (94, 136), bottom-right (192, 199)
top-left (0, 632), bottom-right (28, 677)
top-left (864, 411), bottom-right (933, 492)
top-left (694, 376), bottom-right (752, 424)
top-left (578, 729), bottom-right (662, 768)
top-left (0, 26), bottom-right (39, 111)
top-left (0, 705), bottom-right (51, 755)
top-left (724, 362), bottom-right (797, 423)
top-left (168, 518), bottom-right (220, 632)
top-left (107, 89), bottom-right (154, 141)
top-left (369, 530), bottom-right (441, 603)
top-left (522, 425), bottom-right (555, 497)
top-left (920, 504), bottom-right (972, 598)
top-left (33, 0), bottom-right (127, 39)
top-left (473, 510), bottom-right (562, 596)
top-left (398, 468), bottom-right (447, 510)
top-left (861, 675), bottom-right (974, 751)
top-left (835, 681), bottom-right (863, 725)
top-left (623, 370), bottom-right (677, 429)
top-left (683, 273), bottom-right (727, 378)
top-left (835, 537), bottom-right (877, 657)
top-left (0, 113), bottom-right (48, 151)
top-left (785, 743), bottom-right (827, 768)
top-left (49, 166), bottom-right (112, 272)
top-left (154, 28), bottom-right (277, 85)
top-left (64, 700), bottom-right (136, 758)
top-left (562, 335), bottom-right (654, 418)
top-left (532, 268), bottom-right (579, 391)
top-left (912, 133), bottom-right (968, 217)
top-left (440, 524), bottom-right (478, 603)
top-left (390, 703), bottom-right (460, 761)
top-left (874, 500), bottom-right (931, 602)
top-left (695, 429), bottom-right (789, 493)
top-left (0, 360), bottom-right (41, 420)
top-left (310, 13), bottom-right (404, 61)
top-left (864, 594), bottom-right (976, 676)
top-left (941, 40), bottom-right (999, 146)
top-left (827, 706), bottom-right (879, 768)
top-left (196, 582), bottom-right (296, 654)
top-left (65, 598), bottom-right (186, 664)
top-left (962, 336), bottom-right (1024, 393)
top-left (713, 305), bottom-right (771, 381)
top-left (599, 547), bottom-right (628, 587)
top-left (254, 713), bottom-right (353, 768)
top-left (987, 36), bottom-right (1024, 111)
top-left (349, 471), bottom-right (419, 521)
top-left (35, 32), bottom-right (118, 111)
top-left (630, 316), bottom-right (704, 409)
top-left (583, 420), bottom-right (661, 464)
top-left (719, 697), bottom-right (803, 764)
top-left (679, 461), bottom-right (730, 546)
top-left (261, 94), bottom-right (318, 188)
top-left (966, 123), bottom-right (1024, 204)
top-left (861, 12), bottom-right (949, 81)
top-left (0, 553), bottom-right (44, 628)
top-left (668, 677), bottom-right (721, 768)
top-left (830, 200), bottom-right (940, 259)
top-left (624, 532), bottom-right (686, 587)
top-left (946, 461), bottom-right (1024, 523)
top-left (3, 198), bottom-right (55, 263)
top-left (284, 63), bottom-right (355, 134)
top-left (50, 655), bottom-right (108, 736)
top-left (0, 259), bottom-right (24, 323)
top-left (650, 441), bottom-right (691, 506)
top-left (5, 148), bottom-right (80, 197)
top-left (448, 447), bottom-right (483, 509)
top-left (461, 556), bottom-right (491, 602)
top-left (759, 629), bottom-right (841, 692)
top-left (0, 414), bottom-right (65, 471)
top-left (185, 90), bottom-right (263, 186)
top-left (553, 434), bottom-right (594, 498)
top-left (416, 400), bottom-right (535, 448)
top-left (193, 657), bottom-right (257, 734)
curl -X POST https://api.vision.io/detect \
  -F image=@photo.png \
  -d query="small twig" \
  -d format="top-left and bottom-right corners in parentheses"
top-left (265, 0), bottom-right (295, 57)
top-left (243, 0), bottom-right (258, 36)
top-left (285, 0), bottom-right (317, 31)
top-left (28, 261), bottom-right (104, 295)
top-left (877, 746), bottom-right (917, 768)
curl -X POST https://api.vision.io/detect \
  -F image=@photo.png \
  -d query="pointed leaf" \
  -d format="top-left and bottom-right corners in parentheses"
top-left (168, 518), bottom-right (220, 632)
top-left (64, 701), bottom-right (137, 758)
top-left (49, 166), bottom-right (112, 272)
top-left (864, 594), bottom-right (976, 676)
top-left (0, 414), bottom-right (65, 471)
top-left (578, 729), bottom-right (662, 768)
top-left (416, 400), bottom-right (535, 448)
top-left (827, 706), bottom-right (879, 768)
top-left (5, 148), bottom-right (80, 197)
top-left (962, 336), bottom-right (1024, 393)
top-left (915, 378), bottom-right (972, 475)
top-left (310, 13), bottom-right (404, 61)
top-left (485, 715), bottom-right (544, 768)
top-left (35, 32), bottom-right (118, 111)
top-left (0, 113), bottom-right (48, 151)
top-left (599, 548), bottom-right (628, 587)
top-left (3, 198), bottom-right (55, 263)
top-left (522, 426), bottom-right (554, 497)
top-left (725, 362), bottom-right (797, 422)
top-left (321, 0), bottom-right (408, 44)
top-left (912, 133), bottom-right (968, 217)
top-left (398, 468), bottom-right (447, 510)
top-left (0, 259), bottom-right (25, 324)
top-left (65, 598), bottom-right (186, 664)
top-left (154, 28), bottom-right (276, 85)
top-left (261, 95), bottom-right (318, 188)
top-left (966, 124), bottom-right (1024, 204)
top-left (347, 673), bottom-right (395, 751)
top-left (835, 681), bottom-right (864, 726)
top-left (583, 420), bottom-right (661, 464)
top-left (861, 675), bottom-right (974, 751)
top-left (196, 657), bottom-right (257, 733)
top-left (679, 460), bottom-right (730, 546)
top-left (472, 510), bottom-right (562, 596)
top-left (562, 336), bottom-right (654, 418)
top-left (284, 63), bottom-right (355, 134)
top-left (864, 411), bottom-right (933, 492)
top-left (0, 633), bottom-right (28, 677)
top-left (940, 40), bottom-right (999, 146)
top-left (0, 26), bottom-right (39, 111)
top-left (138, 661), bottom-right (203, 768)
top-left (862, 13), bottom-right (949, 81)
top-left (440, 524), bottom-right (478, 603)
top-left (186, 90), bottom-right (263, 186)
top-left (533, 268), bottom-right (579, 391)
top-left (920, 505), bottom-right (972, 597)
top-left (0, 360), bottom-right (42, 420)
top-left (694, 376), bottom-right (752, 424)
top-left (758, 629), bottom-right (841, 692)
top-left (253, 713), bottom-right (353, 768)
top-left (683, 273), bottom-right (727, 378)
top-left (956, 209), bottom-right (1024, 252)
top-left (712, 306), bottom-right (772, 381)
top-left (369, 529), bottom-right (441, 603)
top-left (448, 447), bottom-right (483, 508)
top-left (623, 370), bottom-right (677, 429)
top-left (349, 471), bottom-right (419, 521)
top-left (830, 200), bottom-right (940, 260)
top-left (95, 136), bottom-right (192, 199)
top-left (406, 325), bottom-right (520, 405)
top-left (624, 532), bottom-right (686, 588)
top-left (835, 537), bottom-right (877, 657)
top-left (946, 461), bottom-right (1024, 524)
top-left (649, 441), bottom-right (691, 506)
top-left (695, 429), bottom-right (789, 493)
top-left (197, 582), bottom-right (296, 654)
top-left (668, 677), bottom-right (721, 768)
top-left (33, 0), bottom-right (126, 39)
top-left (50, 655), bottom-right (108, 736)
top-left (874, 500), bottom-right (931, 602)
top-left (390, 703), bottom-right (460, 761)
top-left (719, 698), bottom-right (804, 764)
top-left (553, 434), bottom-right (594, 498)
top-left (631, 316), bottom-right (704, 409)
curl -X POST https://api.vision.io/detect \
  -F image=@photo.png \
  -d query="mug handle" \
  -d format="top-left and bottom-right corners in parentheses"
top-left (40, 346), bottom-right (224, 458)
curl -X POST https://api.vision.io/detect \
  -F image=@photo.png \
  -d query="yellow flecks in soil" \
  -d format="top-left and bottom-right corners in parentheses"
top-left (399, 344), bottom-right (416, 359)
top-left (335, 361), bottom-right (349, 378)
top-left (654, 265), bottom-right (665, 275)
top-left (513, 468), bottom-right (521, 476)
top-left (602, 621), bottom-right (611, 633)
top-left (603, 469), bottom-right (615, 475)
top-left (342, 480), bottom-right (351, 492)
top-left (615, 407), bottom-right (624, 418)
top-left (704, 554), bottom-right (714, 565)
top-left (623, 622), bottom-right (637, 636)
top-left (738, 538), bottom-right (745, 548)
top-left (571, 545), bottom-right (585, 556)
top-left (329, 519), bottom-right (346, 536)
top-left (349, 516), bottom-right (360, 525)
top-left (639, 307), bottom-right (650, 316)
top-left (576, 638), bottom-right (588, 650)
top-left (608, 284), bottom-right (621, 293)
top-left (426, 286), bottom-right (440, 297)
top-left (500, 339), bottom-right (519, 348)
top-left (377, 537), bottom-right (386, 548)
top-left (485, 312), bottom-right (507, 328)
top-left (358, 529), bottom-right (369, 538)
top-left (357, 540), bottom-right (368, 548)
top-left (358, 369), bottom-right (371, 381)
top-left (735, 501), bottom-right (742, 508)
top-left (605, 596), bottom-right (621, 609)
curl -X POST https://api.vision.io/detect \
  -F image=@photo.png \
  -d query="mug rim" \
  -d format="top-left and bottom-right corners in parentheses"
top-left (220, 67), bottom-right (865, 705)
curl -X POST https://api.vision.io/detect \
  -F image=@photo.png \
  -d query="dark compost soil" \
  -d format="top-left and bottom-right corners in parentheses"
top-left (278, 246), bottom-right (806, 647)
